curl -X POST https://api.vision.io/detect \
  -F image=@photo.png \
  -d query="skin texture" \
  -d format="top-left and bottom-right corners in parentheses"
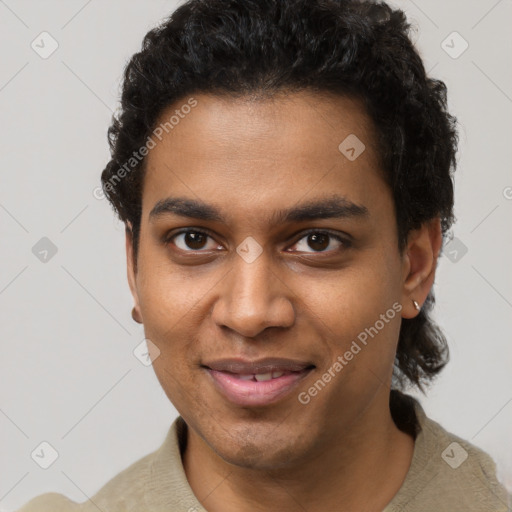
top-left (126, 91), bottom-right (442, 511)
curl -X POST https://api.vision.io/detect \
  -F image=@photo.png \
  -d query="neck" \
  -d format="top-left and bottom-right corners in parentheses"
top-left (183, 389), bottom-right (415, 512)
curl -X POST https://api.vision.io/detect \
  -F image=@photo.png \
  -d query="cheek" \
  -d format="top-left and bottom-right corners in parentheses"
top-left (295, 250), bottom-right (403, 389)
top-left (301, 253), bottom-right (401, 338)
top-left (134, 260), bottom-right (205, 384)
top-left (136, 246), bottom-right (217, 336)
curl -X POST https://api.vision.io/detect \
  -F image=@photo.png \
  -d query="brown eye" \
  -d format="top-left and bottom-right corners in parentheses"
top-left (167, 229), bottom-right (220, 252)
top-left (307, 233), bottom-right (329, 251)
top-left (183, 232), bottom-right (208, 250)
top-left (289, 230), bottom-right (350, 253)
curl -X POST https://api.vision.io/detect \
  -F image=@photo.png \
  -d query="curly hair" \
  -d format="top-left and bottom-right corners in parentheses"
top-left (101, 0), bottom-right (458, 391)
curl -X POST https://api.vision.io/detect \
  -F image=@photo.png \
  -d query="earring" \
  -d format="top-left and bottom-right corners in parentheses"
top-left (412, 300), bottom-right (421, 311)
top-left (131, 307), bottom-right (142, 324)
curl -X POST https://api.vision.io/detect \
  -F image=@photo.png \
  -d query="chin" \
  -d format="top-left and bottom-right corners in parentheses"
top-left (207, 420), bottom-right (314, 471)
top-left (218, 443), bottom-right (304, 471)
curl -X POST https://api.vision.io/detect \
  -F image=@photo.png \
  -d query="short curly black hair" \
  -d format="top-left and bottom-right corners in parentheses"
top-left (101, 0), bottom-right (458, 391)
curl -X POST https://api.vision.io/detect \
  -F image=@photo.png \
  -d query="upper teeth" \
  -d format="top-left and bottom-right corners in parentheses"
top-left (239, 371), bottom-right (285, 381)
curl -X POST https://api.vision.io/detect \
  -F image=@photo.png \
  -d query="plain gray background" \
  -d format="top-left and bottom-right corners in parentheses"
top-left (1, 0), bottom-right (511, 509)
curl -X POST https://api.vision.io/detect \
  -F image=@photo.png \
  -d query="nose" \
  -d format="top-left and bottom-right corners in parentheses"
top-left (211, 249), bottom-right (295, 338)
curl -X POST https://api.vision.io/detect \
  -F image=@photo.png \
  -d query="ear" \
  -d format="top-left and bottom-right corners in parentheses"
top-left (400, 217), bottom-right (443, 319)
top-left (126, 221), bottom-right (142, 323)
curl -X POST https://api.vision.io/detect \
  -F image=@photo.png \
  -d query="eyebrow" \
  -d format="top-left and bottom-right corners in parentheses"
top-left (149, 195), bottom-right (369, 225)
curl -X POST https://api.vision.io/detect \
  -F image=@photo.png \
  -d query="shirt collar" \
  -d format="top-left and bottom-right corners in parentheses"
top-left (143, 395), bottom-right (433, 511)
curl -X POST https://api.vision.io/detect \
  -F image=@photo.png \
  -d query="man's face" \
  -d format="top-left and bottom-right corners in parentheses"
top-left (128, 91), bottom-right (410, 469)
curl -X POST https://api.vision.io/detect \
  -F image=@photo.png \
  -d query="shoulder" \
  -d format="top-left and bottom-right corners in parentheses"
top-left (422, 414), bottom-right (510, 508)
top-left (16, 418), bottom-right (189, 512)
top-left (15, 492), bottom-right (80, 512)
top-left (83, 450), bottom-right (155, 511)
top-left (15, 443), bottom-right (159, 512)
top-left (388, 394), bottom-right (511, 512)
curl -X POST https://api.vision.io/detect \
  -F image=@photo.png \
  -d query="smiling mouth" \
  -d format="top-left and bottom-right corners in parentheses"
top-left (228, 370), bottom-right (298, 381)
top-left (201, 358), bottom-right (315, 407)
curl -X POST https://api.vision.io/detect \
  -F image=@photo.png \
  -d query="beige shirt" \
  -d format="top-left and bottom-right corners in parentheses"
top-left (17, 397), bottom-right (511, 512)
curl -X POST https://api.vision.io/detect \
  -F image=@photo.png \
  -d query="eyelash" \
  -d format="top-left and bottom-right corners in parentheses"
top-left (164, 228), bottom-right (352, 254)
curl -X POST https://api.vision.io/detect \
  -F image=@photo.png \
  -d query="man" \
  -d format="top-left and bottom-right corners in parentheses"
top-left (18, 0), bottom-right (511, 510)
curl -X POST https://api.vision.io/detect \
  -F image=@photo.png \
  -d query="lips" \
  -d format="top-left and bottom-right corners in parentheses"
top-left (202, 358), bottom-right (314, 407)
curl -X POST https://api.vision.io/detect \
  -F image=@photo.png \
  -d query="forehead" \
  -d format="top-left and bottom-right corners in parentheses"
top-left (141, 91), bottom-right (388, 225)
top-left (149, 90), bottom-right (377, 153)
